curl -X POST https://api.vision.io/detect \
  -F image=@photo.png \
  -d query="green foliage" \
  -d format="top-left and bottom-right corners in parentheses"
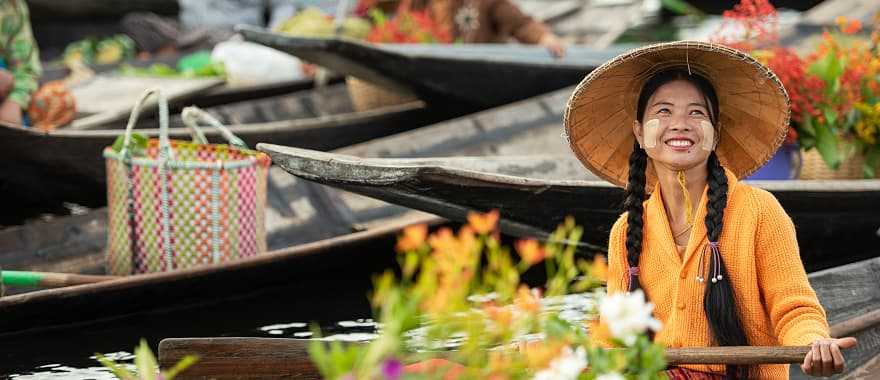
top-left (96, 339), bottom-right (197, 380)
top-left (309, 212), bottom-right (664, 380)
top-left (111, 133), bottom-right (149, 156)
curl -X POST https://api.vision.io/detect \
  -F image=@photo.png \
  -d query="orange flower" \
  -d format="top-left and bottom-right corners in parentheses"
top-left (428, 227), bottom-right (457, 253)
top-left (467, 209), bottom-right (500, 235)
top-left (515, 239), bottom-right (546, 265)
top-left (836, 16), bottom-right (862, 35)
top-left (487, 351), bottom-right (514, 376)
top-left (519, 340), bottom-right (565, 369)
top-left (396, 224), bottom-right (428, 252)
top-left (484, 303), bottom-right (513, 327)
top-left (591, 255), bottom-right (608, 282)
top-left (514, 285), bottom-right (541, 314)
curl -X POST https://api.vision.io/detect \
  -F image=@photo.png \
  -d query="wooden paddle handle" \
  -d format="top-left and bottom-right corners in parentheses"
top-left (665, 346), bottom-right (809, 365)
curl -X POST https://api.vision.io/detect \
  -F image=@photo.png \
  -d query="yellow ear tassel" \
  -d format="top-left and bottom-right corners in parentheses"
top-left (677, 170), bottom-right (693, 226)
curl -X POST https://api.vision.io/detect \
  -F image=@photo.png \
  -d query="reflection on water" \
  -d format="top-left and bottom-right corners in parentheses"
top-left (10, 352), bottom-right (133, 379)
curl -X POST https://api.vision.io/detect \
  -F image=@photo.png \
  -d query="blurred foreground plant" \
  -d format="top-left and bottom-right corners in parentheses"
top-left (96, 339), bottom-right (197, 380)
top-left (309, 210), bottom-right (666, 380)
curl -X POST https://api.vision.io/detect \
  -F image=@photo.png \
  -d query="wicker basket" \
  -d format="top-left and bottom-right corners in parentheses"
top-left (799, 148), bottom-right (875, 179)
top-left (346, 76), bottom-right (417, 112)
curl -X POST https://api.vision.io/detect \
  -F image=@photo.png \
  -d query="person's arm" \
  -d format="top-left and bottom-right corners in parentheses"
top-left (588, 214), bottom-right (628, 347)
top-left (5, 0), bottom-right (41, 109)
top-left (489, 0), bottom-right (564, 57)
top-left (489, 0), bottom-right (548, 44)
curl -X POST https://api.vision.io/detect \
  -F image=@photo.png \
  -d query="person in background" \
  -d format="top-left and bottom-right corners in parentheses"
top-left (369, 0), bottom-right (566, 57)
top-left (0, 0), bottom-right (41, 126)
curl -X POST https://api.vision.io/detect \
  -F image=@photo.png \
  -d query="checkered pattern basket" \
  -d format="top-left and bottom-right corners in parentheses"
top-left (103, 89), bottom-right (270, 275)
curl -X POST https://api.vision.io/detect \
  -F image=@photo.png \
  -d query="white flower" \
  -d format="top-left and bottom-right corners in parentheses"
top-left (598, 290), bottom-right (662, 346)
top-left (596, 372), bottom-right (625, 380)
top-left (532, 346), bottom-right (588, 380)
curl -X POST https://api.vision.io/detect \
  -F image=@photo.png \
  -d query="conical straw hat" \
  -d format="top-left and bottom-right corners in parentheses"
top-left (564, 41), bottom-right (790, 189)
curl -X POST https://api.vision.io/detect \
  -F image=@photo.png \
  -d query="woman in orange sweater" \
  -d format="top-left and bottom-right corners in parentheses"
top-left (564, 41), bottom-right (857, 379)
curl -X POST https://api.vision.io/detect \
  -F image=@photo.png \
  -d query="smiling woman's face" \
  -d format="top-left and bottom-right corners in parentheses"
top-left (633, 79), bottom-right (715, 171)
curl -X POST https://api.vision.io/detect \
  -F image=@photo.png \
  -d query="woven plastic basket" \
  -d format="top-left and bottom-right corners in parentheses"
top-left (103, 89), bottom-right (270, 275)
top-left (346, 76), bottom-right (417, 112)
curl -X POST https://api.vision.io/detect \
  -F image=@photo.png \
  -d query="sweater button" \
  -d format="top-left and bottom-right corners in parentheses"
top-left (677, 302), bottom-right (686, 310)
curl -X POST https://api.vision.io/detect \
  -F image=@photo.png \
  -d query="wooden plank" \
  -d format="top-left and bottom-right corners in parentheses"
top-left (69, 75), bottom-right (224, 129)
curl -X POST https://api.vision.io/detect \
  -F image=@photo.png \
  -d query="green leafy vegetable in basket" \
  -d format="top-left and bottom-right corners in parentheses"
top-left (111, 132), bottom-right (149, 157)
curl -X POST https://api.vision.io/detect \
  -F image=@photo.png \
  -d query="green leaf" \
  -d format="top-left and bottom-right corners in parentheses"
top-left (111, 133), bottom-right (149, 155)
top-left (864, 148), bottom-right (879, 178)
top-left (660, 0), bottom-right (704, 16)
top-left (161, 355), bottom-right (199, 380)
top-left (823, 108), bottom-right (838, 131)
top-left (814, 122), bottom-right (841, 169)
top-left (95, 353), bottom-right (136, 380)
top-left (134, 339), bottom-right (158, 380)
top-left (808, 50), bottom-right (844, 84)
top-left (799, 114), bottom-right (816, 137)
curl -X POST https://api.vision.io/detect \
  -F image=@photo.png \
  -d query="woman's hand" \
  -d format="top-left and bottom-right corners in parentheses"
top-left (538, 33), bottom-right (566, 58)
top-left (800, 337), bottom-right (857, 377)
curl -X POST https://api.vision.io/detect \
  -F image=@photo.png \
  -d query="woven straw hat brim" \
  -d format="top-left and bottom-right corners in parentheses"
top-left (564, 41), bottom-right (790, 189)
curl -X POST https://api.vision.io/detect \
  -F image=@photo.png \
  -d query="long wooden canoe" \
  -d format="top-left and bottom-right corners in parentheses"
top-left (0, 214), bottom-right (444, 338)
top-left (260, 145), bottom-right (880, 272)
top-left (238, 25), bottom-right (626, 108)
top-left (0, 83), bottom-right (452, 217)
top-left (155, 256), bottom-right (880, 379)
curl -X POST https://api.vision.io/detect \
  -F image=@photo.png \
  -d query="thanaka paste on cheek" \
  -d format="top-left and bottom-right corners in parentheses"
top-left (643, 119), bottom-right (660, 148)
top-left (700, 120), bottom-right (715, 151)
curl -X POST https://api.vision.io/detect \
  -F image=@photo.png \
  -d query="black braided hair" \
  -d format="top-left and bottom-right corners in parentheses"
top-left (623, 140), bottom-right (648, 291)
top-left (627, 68), bottom-right (750, 379)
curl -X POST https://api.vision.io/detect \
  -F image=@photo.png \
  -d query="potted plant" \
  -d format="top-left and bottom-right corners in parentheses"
top-left (714, 0), bottom-right (880, 179)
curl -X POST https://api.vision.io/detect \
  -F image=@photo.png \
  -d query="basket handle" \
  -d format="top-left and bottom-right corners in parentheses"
top-left (121, 88), bottom-right (172, 159)
top-left (181, 106), bottom-right (249, 150)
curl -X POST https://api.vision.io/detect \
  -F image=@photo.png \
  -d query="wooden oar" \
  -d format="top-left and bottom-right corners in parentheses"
top-left (159, 309), bottom-right (880, 379)
top-left (0, 270), bottom-right (118, 288)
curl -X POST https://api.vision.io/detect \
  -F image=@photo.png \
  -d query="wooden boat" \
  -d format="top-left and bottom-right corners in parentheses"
top-left (0, 214), bottom-right (444, 338)
top-left (260, 145), bottom-right (880, 272)
top-left (238, 25), bottom-right (626, 108)
top-left (153, 256), bottom-right (880, 380)
top-left (0, 82), bottom-right (452, 216)
top-left (0, 87), bottom-right (573, 273)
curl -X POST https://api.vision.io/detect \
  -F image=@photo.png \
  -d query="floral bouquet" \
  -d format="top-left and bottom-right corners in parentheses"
top-left (713, 0), bottom-right (880, 178)
top-left (360, 2), bottom-right (453, 43)
top-left (308, 211), bottom-right (667, 380)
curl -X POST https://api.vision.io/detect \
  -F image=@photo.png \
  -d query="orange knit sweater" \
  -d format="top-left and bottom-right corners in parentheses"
top-left (591, 169), bottom-right (830, 379)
